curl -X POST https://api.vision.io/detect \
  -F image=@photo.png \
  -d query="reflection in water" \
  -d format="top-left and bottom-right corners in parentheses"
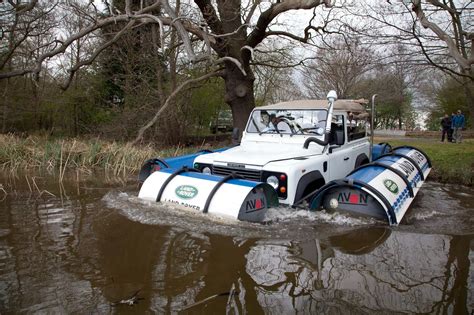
top-left (0, 179), bottom-right (102, 313)
top-left (244, 229), bottom-right (472, 314)
top-left (328, 227), bottom-right (391, 255)
top-left (0, 174), bottom-right (472, 313)
top-left (149, 229), bottom-right (211, 312)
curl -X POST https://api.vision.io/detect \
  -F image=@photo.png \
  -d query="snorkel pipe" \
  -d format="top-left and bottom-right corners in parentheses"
top-left (325, 90), bottom-right (337, 134)
top-left (303, 90), bottom-right (338, 149)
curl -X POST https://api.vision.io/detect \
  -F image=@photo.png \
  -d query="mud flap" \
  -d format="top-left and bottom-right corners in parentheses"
top-left (138, 167), bottom-right (278, 222)
top-left (309, 145), bottom-right (431, 225)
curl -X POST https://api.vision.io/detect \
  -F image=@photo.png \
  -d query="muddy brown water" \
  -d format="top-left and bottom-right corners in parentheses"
top-left (0, 172), bottom-right (472, 314)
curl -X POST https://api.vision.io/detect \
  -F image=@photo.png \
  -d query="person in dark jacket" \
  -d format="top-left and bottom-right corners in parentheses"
top-left (451, 110), bottom-right (465, 143)
top-left (440, 114), bottom-right (451, 142)
top-left (448, 112), bottom-right (455, 141)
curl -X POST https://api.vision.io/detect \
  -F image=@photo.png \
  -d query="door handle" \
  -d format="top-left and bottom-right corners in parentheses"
top-left (344, 157), bottom-right (349, 161)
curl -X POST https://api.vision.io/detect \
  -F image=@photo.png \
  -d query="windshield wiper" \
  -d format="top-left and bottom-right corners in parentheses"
top-left (298, 127), bottom-right (323, 135)
top-left (259, 129), bottom-right (277, 135)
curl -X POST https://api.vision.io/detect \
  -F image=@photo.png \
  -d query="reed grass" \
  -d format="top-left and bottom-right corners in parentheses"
top-left (0, 134), bottom-right (200, 179)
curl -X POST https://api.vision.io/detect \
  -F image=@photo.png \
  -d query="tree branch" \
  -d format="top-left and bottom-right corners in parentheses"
top-left (411, 0), bottom-right (472, 72)
top-left (194, 0), bottom-right (224, 36)
top-left (60, 20), bottom-right (137, 90)
top-left (161, 0), bottom-right (202, 62)
top-left (215, 57), bottom-right (246, 76)
top-left (409, 10), bottom-right (472, 80)
top-left (131, 70), bottom-right (224, 145)
top-left (7, 0), bottom-right (38, 14)
top-left (246, 0), bottom-right (334, 48)
top-left (0, 1), bottom-right (214, 80)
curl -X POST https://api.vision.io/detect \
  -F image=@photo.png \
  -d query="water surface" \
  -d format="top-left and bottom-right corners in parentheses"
top-left (0, 172), bottom-right (472, 314)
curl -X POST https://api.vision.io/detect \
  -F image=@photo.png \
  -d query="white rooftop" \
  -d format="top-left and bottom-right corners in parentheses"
top-left (257, 99), bottom-right (369, 113)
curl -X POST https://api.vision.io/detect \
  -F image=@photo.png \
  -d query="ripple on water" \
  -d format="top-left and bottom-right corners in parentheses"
top-left (396, 182), bottom-right (474, 234)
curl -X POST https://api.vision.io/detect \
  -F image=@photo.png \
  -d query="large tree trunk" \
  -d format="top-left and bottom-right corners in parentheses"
top-left (223, 61), bottom-right (256, 136)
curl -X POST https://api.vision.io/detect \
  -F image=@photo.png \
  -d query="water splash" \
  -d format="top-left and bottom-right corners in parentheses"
top-left (264, 207), bottom-right (375, 226)
top-left (411, 210), bottom-right (442, 221)
top-left (103, 191), bottom-right (379, 240)
top-left (103, 181), bottom-right (474, 236)
top-left (103, 191), bottom-right (270, 238)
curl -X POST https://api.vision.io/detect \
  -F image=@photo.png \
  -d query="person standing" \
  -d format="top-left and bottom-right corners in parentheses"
top-left (440, 114), bottom-right (451, 142)
top-left (448, 112), bottom-right (455, 142)
top-left (451, 110), bottom-right (465, 143)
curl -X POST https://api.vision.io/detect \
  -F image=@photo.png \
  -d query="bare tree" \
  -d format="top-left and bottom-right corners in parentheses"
top-left (192, 0), bottom-right (337, 131)
top-left (337, 0), bottom-right (473, 124)
top-left (1, 0), bottom-right (336, 138)
top-left (252, 39), bottom-right (307, 105)
top-left (409, 0), bottom-right (474, 124)
top-left (410, 0), bottom-right (473, 77)
top-left (0, 1), bottom-right (60, 133)
top-left (300, 37), bottom-right (373, 99)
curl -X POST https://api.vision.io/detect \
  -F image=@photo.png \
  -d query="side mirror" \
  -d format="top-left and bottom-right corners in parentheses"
top-left (335, 130), bottom-right (345, 145)
top-left (329, 130), bottom-right (345, 145)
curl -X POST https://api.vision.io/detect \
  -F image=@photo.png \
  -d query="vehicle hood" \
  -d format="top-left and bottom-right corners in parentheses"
top-left (198, 142), bottom-right (323, 167)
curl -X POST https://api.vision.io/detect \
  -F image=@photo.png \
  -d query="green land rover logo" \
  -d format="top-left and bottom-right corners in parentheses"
top-left (383, 179), bottom-right (399, 194)
top-left (175, 185), bottom-right (198, 199)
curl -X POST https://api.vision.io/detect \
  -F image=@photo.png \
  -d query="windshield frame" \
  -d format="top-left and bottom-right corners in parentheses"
top-left (246, 108), bottom-right (329, 136)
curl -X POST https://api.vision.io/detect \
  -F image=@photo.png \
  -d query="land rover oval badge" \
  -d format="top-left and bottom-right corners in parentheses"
top-left (383, 179), bottom-right (399, 194)
top-left (175, 185), bottom-right (198, 199)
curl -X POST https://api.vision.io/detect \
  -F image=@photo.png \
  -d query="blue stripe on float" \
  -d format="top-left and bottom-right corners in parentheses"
top-left (371, 144), bottom-right (392, 160)
top-left (159, 168), bottom-right (257, 188)
top-left (393, 148), bottom-right (413, 156)
top-left (163, 148), bottom-right (229, 169)
top-left (347, 165), bottom-right (386, 183)
top-left (372, 157), bottom-right (402, 171)
top-left (376, 155), bottom-right (403, 164)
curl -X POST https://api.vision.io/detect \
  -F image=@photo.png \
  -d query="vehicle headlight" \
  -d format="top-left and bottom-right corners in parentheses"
top-left (202, 167), bottom-right (211, 174)
top-left (266, 175), bottom-right (279, 189)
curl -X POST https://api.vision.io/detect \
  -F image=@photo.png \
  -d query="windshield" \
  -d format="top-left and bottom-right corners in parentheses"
top-left (246, 109), bottom-right (328, 135)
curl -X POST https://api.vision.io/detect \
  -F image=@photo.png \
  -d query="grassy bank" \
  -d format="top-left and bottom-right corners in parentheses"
top-left (0, 134), bottom-right (472, 186)
top-left (376, 137), bottom-right (474, 186)
top-left (0, 134), bottom-right (205, 179)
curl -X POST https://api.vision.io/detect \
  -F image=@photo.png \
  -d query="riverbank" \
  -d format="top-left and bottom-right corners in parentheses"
top-left (0, 134), bottom-right (207, 179)
top-left (376, 137), bottom-right (474, 186)
top-left (0, 134), bottom-right (472, 186)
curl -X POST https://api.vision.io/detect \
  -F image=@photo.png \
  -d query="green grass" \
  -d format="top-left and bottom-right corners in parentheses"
top-left (377, 137), bottom-right (474, 186)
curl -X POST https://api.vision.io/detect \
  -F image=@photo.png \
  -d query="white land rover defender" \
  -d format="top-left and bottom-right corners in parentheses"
top-left (193, 95), bottom-right (371, 207)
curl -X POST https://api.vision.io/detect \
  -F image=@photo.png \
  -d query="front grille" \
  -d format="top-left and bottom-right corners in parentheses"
top-left (212, 165), bottom-right (262, 181)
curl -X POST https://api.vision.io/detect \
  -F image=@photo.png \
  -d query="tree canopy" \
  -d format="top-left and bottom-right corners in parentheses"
top-left (0, 0), bottom-right (472, 141)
